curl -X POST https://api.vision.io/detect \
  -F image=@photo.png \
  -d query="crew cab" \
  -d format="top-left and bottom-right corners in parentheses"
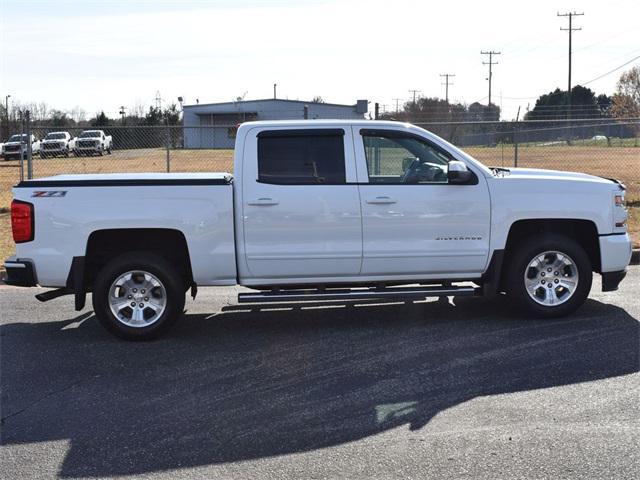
top-left (75, 130), bottom-right (112, 156)
top-left (2, 134), bottom-right (40, 160)
top-left (40, 131), bottom-right (77, 158)
top-left (4, 120), bottom-right (632, 340)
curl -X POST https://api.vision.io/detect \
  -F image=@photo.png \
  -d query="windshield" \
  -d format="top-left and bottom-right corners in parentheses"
top-left (8, 134), bottom-right (27, 142)
top-left (46, 133), bottom-right (66, 140)
top-left (80, 131), bottom-right (100, 138)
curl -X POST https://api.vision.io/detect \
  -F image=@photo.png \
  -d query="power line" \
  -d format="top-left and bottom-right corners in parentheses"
top-left (582, 55), bottom-right (640, 85)
top-left (558, 11), bottom-right (584, 120)
top-left (393, 98), bottom-right (403, 113)
top-left (408, 89), bottom-right (421, 104)
top-left (439, 73), bottom-right (455, 103)
top-left (480, 51), bottom-right (500, 106)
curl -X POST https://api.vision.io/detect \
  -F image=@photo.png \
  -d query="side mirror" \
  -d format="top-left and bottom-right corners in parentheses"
top-left (448, 161), bottom-right (474, 184)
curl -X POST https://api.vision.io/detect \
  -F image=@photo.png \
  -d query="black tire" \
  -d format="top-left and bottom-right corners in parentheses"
top-left (505, 233), bottom-right (592, 318)
top-left (92, 252), bottom-right (185, 340)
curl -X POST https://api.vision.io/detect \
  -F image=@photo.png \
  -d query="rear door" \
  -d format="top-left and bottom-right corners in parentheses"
top-left (241, 127), bottom-right (362, 281)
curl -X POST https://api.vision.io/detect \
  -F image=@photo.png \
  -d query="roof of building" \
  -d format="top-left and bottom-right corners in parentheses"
top-left (183, 98), bottom-right (363, 109)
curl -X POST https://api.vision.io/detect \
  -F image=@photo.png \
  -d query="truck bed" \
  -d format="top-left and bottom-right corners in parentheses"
top-left (11, 172), bottom-right (237, 287)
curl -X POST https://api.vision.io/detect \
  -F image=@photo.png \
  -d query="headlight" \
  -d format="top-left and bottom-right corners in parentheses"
top-left (614, 194), bottom-right (625, 207)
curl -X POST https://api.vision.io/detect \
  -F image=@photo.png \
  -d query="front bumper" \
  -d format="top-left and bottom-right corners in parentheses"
top-left (3, 258), bottom-right (37, 287)
top-left (41, 145), bottom-right (66, 153)
top-left (602, 269), bottom-right (627, 292)
top-left (599, 233), bottom-right (632, 273)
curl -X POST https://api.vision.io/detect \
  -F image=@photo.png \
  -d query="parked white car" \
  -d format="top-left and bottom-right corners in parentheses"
top-left (4, 120), bottom-right (632, 340)
top-left (2, 134), bottom-right (40, 160)
top-left (75, 130), bottom-right (112, 156)
top-left (40, 131), bottom-right (77, 158)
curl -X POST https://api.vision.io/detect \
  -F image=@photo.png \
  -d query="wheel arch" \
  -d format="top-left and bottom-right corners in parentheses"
top-left (84, 228), bottom-right (195, 291)
top-left (503, 218), bottom-right (601, 272)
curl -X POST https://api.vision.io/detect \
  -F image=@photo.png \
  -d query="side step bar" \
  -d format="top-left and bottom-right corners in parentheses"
top-left (238, 285), bottom-right (479, 304)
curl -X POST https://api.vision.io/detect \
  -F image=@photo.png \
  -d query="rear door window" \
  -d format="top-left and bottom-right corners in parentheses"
top-left (257, 129), bottom-right (346, 184)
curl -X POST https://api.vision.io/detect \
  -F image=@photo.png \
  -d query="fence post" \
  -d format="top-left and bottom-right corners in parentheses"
top-left (19, 111), bottom-right (24, 182)
top-left (165, 119), bottom-right (171, 173)
top-left (26, 110), bottom-right (33, 179)
top-left (513, 120), bottom-right (519, 167)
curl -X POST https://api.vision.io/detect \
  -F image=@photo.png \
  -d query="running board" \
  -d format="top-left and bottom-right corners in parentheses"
top-left (238, 285), bottom-right (479, 304)
top-left (35, 287), bottom-right (73, 302)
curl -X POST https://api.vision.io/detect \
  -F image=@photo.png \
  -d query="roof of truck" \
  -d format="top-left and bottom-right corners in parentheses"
top-left (239, 119), bottom-right (408, 127)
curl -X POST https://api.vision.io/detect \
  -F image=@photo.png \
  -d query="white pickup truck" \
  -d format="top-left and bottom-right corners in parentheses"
top-left (2, 134), bottom-right (40, 160)
top-left (75, 130), bottom-right (112, 156)
top-left (5, 120), bottom-right (632, 340)
top-left (40, 131), bottom-right (77, 158)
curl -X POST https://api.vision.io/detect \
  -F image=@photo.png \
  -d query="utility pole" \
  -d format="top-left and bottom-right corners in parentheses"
top-left (480, 51), bottom-right (500, 106)
top-left (439, 74), bottom-right (455, 103)
top-left (155, 91), bottom-right (162, 111)
top-left (273, 83), bottom-right (277, 99)
top-left (393, 98), bottom-right (402, 113)
top-left (558, 11), bottom-right (583, 120)
top-left (119, 106), bottom-right (126, 125)
top-left (408, 89), bottom-right (421, 104)
top-left (4, 94), bottom-right (10, 139)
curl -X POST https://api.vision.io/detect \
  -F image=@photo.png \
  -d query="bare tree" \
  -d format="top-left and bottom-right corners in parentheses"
top-left (611, 66), bottom-right (640, 119)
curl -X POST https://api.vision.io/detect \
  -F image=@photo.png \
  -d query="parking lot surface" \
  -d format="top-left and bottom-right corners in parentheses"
top-left (1, 268), bottom-right (639, 479)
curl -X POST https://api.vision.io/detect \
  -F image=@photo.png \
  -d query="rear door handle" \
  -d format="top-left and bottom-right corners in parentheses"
top-left (366, 196), bottom-right (397, 205)
top-left (247, 197), bottom-right (279, 206)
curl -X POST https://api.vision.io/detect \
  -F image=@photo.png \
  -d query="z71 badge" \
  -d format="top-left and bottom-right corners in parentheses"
top-left (32, 191), bottom-right (67, 198)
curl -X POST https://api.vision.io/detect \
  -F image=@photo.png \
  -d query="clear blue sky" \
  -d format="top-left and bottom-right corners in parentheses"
top-left (1, 0), bottom-right (638, 119)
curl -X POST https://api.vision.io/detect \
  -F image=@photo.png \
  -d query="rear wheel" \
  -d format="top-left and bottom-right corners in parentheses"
top-left (92, 252), bottom-right (185, 340)
top-left (506, 233), bottom-right (592, 318)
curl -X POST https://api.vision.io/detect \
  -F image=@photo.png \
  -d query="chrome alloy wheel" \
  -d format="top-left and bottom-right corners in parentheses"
top-left (108, 270), bottom-right (167, 327)
top-left (524, 251), bottom-right (579, 306)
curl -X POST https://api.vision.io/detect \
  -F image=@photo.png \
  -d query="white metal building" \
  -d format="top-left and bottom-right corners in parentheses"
top-left (183, 98), bottom-right (368, 149)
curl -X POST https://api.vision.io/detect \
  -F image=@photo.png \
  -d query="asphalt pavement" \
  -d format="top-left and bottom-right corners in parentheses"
top-left (1, 269), bottom-right (639, 479)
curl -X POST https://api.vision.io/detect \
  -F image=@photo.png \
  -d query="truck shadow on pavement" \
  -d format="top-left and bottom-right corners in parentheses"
top-left (1, 296), bottom-right (638, 477)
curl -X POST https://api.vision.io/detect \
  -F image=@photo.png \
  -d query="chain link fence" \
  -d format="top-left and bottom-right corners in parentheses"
top-left (1, 118), bottom-right (639, 213)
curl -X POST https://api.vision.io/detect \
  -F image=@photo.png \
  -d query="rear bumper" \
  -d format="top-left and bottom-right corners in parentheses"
top-left (601, 269), bottom-right (627, 292)
top-left (3, 259), bottom-right (38, 287)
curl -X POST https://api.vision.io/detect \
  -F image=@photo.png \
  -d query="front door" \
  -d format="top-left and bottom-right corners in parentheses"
top-left (241, 127), bottom-right (362, 281)
top-left (355, 128), bottom-right (491, 277)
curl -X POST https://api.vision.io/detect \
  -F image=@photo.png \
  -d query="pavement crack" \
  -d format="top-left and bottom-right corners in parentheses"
top-left (1, 379), bottom-right (86, 425)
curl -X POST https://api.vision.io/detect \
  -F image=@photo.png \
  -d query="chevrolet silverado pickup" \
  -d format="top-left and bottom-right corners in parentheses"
top-left (2, 134), bottom-right (40, 160)
top-left (40, 131), bottom-right (77, 158)
top-left (5, 120), bottom-right (632, 340)
top-left (75, 130), bottom-right (112, 156)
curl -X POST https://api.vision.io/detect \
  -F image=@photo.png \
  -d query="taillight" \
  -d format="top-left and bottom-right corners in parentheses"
top-left (11, 199), bottom-right (34, 243)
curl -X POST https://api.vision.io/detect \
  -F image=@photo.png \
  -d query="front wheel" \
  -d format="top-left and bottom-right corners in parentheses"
top-left (92, 252), bottom-right (185, 340)
top-left (506, 233), bottom-right (592, 318)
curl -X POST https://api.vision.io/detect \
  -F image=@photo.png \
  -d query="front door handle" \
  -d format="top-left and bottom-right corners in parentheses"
top-left (366, 196), bottom-right (397, 205)
top-left (247, 197), bottom-right (279, 206)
